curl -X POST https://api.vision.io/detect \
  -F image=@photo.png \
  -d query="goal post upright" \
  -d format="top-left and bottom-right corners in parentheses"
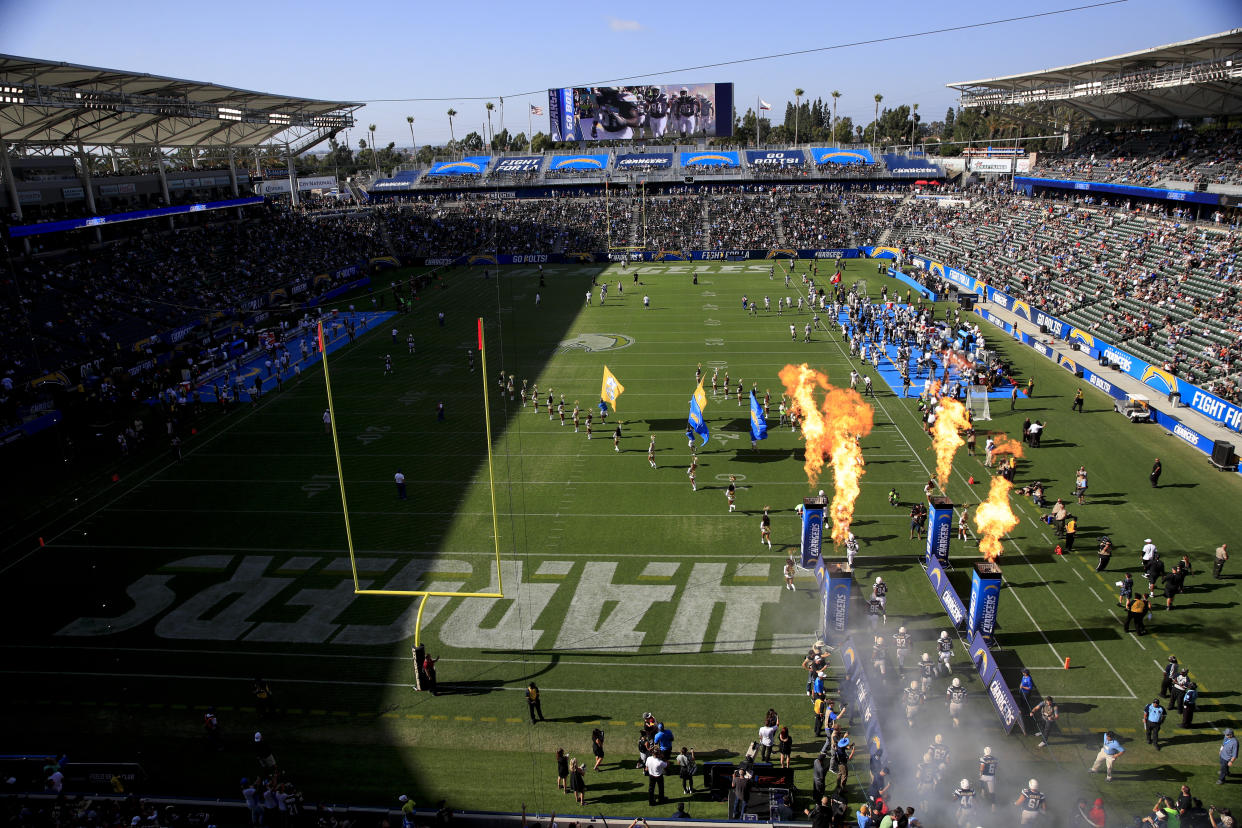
top-left (318, 320), bottom-right (362, 592)
top-left (320, 316), bottom-right (505, 636)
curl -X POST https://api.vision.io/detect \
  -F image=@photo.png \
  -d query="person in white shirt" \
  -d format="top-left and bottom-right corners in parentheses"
top-left (758, 721), bottom-right (778, 762)
top-left (645, 752), bottom-right (668, 805)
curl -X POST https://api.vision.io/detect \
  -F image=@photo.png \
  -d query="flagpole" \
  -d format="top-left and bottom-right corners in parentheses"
top-left (528, 107), bottom-right (533, 153)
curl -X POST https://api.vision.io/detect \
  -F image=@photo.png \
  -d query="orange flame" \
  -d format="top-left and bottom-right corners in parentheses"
top-left (991, 436), bottom-right (1025, 459)
top-left (931, 398), bottom-right (971, 488)
top-left (973, 476), bottom-right (1019, 562)
top-left (779, 364), bottom-right (875, 544)
top-left (779, 364), bottom-right (831, 485)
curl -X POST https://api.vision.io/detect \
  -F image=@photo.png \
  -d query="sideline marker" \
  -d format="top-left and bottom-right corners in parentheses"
top-left (1063, 657), bottom-right (1071, 670)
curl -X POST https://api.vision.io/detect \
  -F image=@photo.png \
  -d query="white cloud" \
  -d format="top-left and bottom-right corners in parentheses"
top-left (607, 16), bottom-right (643, 32)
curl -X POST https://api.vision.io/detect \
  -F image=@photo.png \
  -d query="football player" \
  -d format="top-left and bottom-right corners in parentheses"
top-left (590, 87), bottom-right (642, 140)
top-left (673, 87), bottom-right (699, 137)
top-left (642, 86), bottom-right (669, 138)
top-left (697, 93), bottom-right (714, 133)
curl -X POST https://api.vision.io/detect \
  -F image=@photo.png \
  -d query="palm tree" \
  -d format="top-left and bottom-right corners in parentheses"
top-left (831, 90), bottom-right (841, 144)
top-left (368, 124), bottom-right (379, 173)
top-left (873, 94), bottom-right (883, 146)
top-left (446, 108), bottom-right (457, 144)
top-left (909, 103), bottom-right (919, 150)
top-left (406, 116), bottom-right (416, 159)
top-left (793, 88), bottom-right (804, 146)
top-left (485, 102), bottom-right (495, 149)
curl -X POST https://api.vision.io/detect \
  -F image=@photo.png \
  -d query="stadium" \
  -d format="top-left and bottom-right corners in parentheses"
top-left (2, 15), bottom-right (1242, 828)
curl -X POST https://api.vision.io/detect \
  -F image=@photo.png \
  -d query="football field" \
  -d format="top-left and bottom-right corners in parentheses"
top-left (2, 259), bottom-right (1239, 821)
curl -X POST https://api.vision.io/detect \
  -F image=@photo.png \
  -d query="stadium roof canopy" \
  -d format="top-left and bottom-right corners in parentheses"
top-left (947, 29), bottom-right (1242, 121)
top-left (0, 55), bottom-right (361, 153)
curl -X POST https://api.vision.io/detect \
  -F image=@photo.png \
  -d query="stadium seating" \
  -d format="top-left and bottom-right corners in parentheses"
top-left (3, 181), bottom-right (1239, 433)
top-left (1036, 127), bottom-right (1242, 187)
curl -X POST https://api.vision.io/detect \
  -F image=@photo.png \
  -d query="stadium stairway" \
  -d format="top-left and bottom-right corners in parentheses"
top-left (701, 198), bottom-right (711, 249)
top-left (372, 209), bottom-right (400, 257)
top-left (774, 202), bottom-right (788, 246)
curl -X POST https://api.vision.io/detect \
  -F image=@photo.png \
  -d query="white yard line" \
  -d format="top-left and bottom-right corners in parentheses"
top-left (0, 644), bottom-right (811, 670)
top-left (0, 400), bottom-right (278, 576)
top-left (0, 669), bottom-right (810, 696)
top-left (825, 332), bottom-right (1065, 667)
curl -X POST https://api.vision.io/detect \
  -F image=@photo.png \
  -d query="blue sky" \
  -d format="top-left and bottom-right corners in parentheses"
top-left (1, 0), bottom-right (1237, 149)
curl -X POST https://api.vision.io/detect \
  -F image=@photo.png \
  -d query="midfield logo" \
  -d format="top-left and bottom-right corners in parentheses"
top-left (556, 333), bottom-right (634, 353)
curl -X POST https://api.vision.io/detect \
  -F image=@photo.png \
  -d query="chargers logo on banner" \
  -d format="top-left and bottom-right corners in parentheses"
top-left (801, 506), bottom-right (825, 569)
top-left (827, 578), bottom-right (850, 634)
top-left (839, 637), bottom-right (859, 675)
top-left (929, 262), bottom-right (945, 278)
top-left (1058, 354), bottom-right (1079, 374)
top-left (680, 152), bottom-right (739, 168)
top-left (926, 501), bottom-right (953, 565)
top-left (764, 249), bottom-right (797, 259)
top-left (29, 371), bottom-right (71, 389)
top-left (467, 254), bottom-right (499, 265)
top-left (869, 246), bottom-right (901, 259)
top-left (550, 154), bottom-right (608, 170)
top-left (969, 631), bottom-right (1023, 734)
top-left (654, 250), bottom-right (686, 261)
top-left (1140, 365), bottom-right (1178, 396)
top-left (1011, 300), bottom-right (1033, 322)
top-left (428, 157), bottom-right (491, 176)
top-left (811, 148), bottom-right (874, 164)
top-left (967, 570), bottom-right (1001, 642)
top-left (925, 555), bottom-right (966, 627)
top-left (1068, 328), bottom-right (1096, 349)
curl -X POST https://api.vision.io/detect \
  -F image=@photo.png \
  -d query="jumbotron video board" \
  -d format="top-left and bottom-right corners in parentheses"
top-left (548, 83), bottom-right (734, 142)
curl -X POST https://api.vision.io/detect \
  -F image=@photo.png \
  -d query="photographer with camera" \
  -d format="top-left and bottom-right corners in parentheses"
top-left (1209, 805), bottom-right (1235, 827)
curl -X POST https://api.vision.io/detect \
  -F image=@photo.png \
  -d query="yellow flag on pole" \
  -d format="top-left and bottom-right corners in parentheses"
top-left (601, 366), bottom-right (625, 411)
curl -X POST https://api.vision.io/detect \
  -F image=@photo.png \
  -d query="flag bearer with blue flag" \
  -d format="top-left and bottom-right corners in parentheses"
top-left (688, 380), bottom-right (710, 447)
top-left (749, 390), bottom-right (768, 448)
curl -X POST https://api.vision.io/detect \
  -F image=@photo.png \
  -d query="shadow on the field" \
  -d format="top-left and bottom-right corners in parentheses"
top-left (1038, 438), bottom-right (1078, 448)
top-left (731, 452), bottom-right (788, 464)
top-left (1183, 601), bottom-right (1238, 611)
top-left (586, 778), bottom-right (645, 804)
top-left (1158, 482), bottom-right (1199, 489)
top-left (999, 627), bottom-right (1122, 645)
top-left (1127, 764), bottom-right (1191, 782)
top-left (1185, 582), bottom-right (1230, 594)
top-left (546, 714), bottom-right (612, 724)
top-left (642, 418), bottom-right (700, 432)
top-left (1171, 731), bottom-right (1234, 745)
top-left (439, 679), bottom-right (513, 696)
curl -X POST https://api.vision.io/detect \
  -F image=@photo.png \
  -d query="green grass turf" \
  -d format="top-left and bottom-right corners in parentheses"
top-left (1, 259), bottom-right (1239, 822)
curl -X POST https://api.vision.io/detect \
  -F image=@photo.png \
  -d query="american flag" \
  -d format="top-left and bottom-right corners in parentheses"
top-left (530, 104), bottom-right (544, 115)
